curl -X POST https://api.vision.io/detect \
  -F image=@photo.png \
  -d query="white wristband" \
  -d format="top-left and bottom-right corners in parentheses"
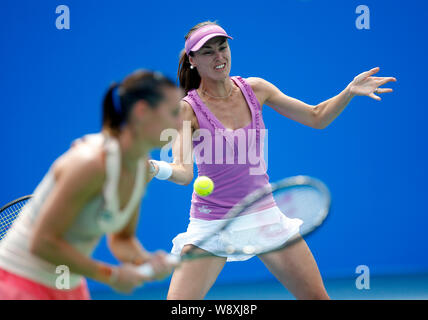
top-left (150, 160), bottom-right (173, 180)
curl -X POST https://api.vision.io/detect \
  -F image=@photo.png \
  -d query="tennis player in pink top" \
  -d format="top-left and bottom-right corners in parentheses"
top-left (0, 70), bottom-right (182, 299)
top-left (150, 21), bottom-right (396, 300)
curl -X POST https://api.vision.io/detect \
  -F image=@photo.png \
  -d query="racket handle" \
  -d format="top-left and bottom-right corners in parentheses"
top-left (136, 254), bottom-right (180, 277)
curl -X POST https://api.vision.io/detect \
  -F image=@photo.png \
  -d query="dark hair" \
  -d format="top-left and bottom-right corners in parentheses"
top-left (102, 70), bottom-right (175, 135)
top-left (178, 21), bottom-right (221, 95)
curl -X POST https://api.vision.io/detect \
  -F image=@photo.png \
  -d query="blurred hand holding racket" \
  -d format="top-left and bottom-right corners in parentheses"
top-left (0, 175), bottom-right (331, 279)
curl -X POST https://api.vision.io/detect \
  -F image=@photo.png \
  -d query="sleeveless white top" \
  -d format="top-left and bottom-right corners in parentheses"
top-left (0, 133), bottom-right (146, 288)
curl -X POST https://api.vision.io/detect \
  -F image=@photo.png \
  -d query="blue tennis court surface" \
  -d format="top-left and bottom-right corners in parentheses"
top-left (91, 273), bottom-right (428, 300)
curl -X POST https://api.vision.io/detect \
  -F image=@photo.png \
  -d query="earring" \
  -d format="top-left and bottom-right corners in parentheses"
top-left (190, 65), bottom-right (195, 69)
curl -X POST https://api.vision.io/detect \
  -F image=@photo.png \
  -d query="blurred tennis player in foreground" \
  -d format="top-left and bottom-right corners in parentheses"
top-left (0, 70), bottom-right (182, 299)
top-left (149, 21), bottom-right (396, 300)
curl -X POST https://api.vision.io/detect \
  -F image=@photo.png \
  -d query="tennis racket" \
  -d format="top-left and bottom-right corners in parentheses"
top-left (0, 195), bottom-right (32, 241)
top-left (137, 175), bottom-right (331, 277)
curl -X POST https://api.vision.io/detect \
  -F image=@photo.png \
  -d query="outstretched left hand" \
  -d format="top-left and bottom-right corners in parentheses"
top-left (349, 67), bottom-right (397, 101)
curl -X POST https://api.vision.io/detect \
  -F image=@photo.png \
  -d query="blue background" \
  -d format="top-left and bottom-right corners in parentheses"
top-left (1, 0), bottom-right (427, 295)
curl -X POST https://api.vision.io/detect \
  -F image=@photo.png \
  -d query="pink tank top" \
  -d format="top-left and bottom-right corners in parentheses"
top-left (183, 76), bottom-right (275, 220)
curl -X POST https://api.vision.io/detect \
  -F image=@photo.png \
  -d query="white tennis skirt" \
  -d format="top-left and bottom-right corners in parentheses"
top-left (171, 206), bottom-right (303, 262)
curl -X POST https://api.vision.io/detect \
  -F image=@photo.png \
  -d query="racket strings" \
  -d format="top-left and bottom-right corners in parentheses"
top-left (0, 201), bottom-right (28, 240)
top-left (211, 185), bottom-right (328, 256)
top-left (181, 176), bottom-right (331, 261)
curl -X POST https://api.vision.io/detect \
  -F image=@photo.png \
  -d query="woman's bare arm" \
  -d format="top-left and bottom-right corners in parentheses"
top-left (152, 100), bottom-right (195, 185)
top-left (248, 67), bottom-right (396, 129)
top-left (29, 149), bottom-right (115, 284)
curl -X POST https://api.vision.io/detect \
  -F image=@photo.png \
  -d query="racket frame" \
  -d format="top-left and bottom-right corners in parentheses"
top-left (0, 195), bottom-right (32, 241)
top-left (137, 175), bottom-right (331, 276)
top-left (180, 175), bottom-right (331, 261)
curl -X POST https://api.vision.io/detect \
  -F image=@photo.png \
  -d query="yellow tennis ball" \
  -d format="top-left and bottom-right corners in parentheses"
top-left (194, 176), bottom-right (214, 197)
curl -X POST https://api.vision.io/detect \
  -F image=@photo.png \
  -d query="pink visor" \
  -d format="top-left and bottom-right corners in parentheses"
top-left (185, 25), bottom-right (233, 56)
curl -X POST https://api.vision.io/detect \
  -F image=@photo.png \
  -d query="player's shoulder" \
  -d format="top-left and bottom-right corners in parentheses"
top-left (54, 136), bottom-right (106, 182)
top-left (244, 77), bottom-right (271, 91)
top-left (242, 77), bottom-right (274, 104)
top-left (180, 98), bottom-right (192, 110)
top-left (179, 98), bottom-right (197, 123)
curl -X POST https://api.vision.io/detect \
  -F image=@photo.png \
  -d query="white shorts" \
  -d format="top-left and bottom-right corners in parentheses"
top-left (171, 206), bottom-right (303, 262)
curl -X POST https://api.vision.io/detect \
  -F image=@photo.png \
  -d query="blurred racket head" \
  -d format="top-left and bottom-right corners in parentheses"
top-left (271, 176), bottom-right (330, 235)
top-left (0, 196), bottom-right (32, 241)
top-left (182, 175), bottom-right (331, 260)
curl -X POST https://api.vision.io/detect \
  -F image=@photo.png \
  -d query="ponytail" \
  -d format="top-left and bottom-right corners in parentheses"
top-left (102, 83), bottom-right (123, 136)
top-left (177, 49), bottom-right (201, 95)
top-left (102, 70), bottom-right (175, 136)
